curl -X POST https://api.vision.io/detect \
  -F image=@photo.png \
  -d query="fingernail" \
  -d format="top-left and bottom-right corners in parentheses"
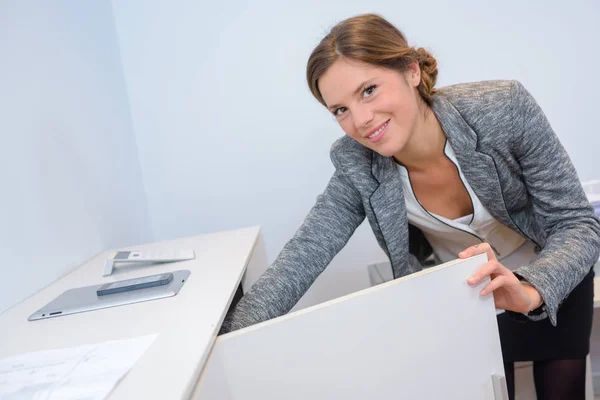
top-left (480, 289), bottom-right (487, 295)
top-left (467, 277), bottom-right (475, 284)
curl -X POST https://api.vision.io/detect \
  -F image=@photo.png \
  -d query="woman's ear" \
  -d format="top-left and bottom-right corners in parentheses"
top-left (405, 61), bottom-right (421, 87)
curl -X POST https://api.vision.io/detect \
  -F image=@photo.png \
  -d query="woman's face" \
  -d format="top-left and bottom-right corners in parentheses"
top-left (318, 58), bottom-right (422, 157)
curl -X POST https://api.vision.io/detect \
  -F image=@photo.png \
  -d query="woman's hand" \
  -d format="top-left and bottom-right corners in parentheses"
top-left (459, 243), bottom-right (543, 313)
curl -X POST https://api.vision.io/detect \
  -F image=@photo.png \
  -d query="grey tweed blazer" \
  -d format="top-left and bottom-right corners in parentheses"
top-left (221, 80), bottom-right (600, 333)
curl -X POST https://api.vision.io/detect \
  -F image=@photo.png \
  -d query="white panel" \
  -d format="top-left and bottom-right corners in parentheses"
top-left (190, 345), bottom-right (233, 400)
top-left (590, 307), bottom-right (600, 396)
top-left (241, 232), bottom-right (268, 292)
top-left (514, 362), bottom-right (536, 400)
top-left (200, 255), bottom-right (505, 399)
top-left (587, 355), bottom-right (594, 400)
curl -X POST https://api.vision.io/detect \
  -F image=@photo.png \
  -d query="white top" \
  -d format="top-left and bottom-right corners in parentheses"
top-left (396, 141), bottom-right (538, 270)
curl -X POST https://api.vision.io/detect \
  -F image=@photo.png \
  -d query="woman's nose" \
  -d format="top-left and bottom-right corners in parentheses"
top-left (352, 106), bottom-right (374, 131)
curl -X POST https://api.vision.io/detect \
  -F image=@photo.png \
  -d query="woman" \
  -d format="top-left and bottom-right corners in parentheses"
top-left (220, 14), bottom-right (599, 399)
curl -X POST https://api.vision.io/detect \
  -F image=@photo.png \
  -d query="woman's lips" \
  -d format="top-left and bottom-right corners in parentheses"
top-left (366, 120), bottom-right (389, 143)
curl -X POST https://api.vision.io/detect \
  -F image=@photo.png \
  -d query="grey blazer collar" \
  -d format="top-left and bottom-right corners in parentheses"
top-left (369, 94), bottom-right (520, 234)
top-left (369, 95), bottom-right (476, 182)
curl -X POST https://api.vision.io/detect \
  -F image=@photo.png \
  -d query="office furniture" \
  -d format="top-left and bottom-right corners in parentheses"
top-left (192, 254), bottom-right (508, 400)
top-left (0, 226), bottom-right (266, 400)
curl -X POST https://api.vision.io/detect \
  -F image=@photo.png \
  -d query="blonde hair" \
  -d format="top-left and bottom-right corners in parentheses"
top-left (307, 14), bottom-right (438, 107)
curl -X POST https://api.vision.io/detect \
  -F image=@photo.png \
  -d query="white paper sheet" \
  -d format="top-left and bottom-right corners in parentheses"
top-left (0, 334), bottom-right (157, 400)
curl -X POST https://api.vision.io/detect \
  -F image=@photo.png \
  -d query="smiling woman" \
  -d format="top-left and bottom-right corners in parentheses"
top-left (319, 60), bottom-right (416, 155)
top-left (221, 13), bottom-right (600, 400)
top-left (307, 19), bottom-right (437, 158)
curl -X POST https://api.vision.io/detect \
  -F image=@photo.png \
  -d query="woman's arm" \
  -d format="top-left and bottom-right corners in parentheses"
top-left (219, 166), bottom-right (366, 334)
top-left (507, 81), bottom-right (600, 325)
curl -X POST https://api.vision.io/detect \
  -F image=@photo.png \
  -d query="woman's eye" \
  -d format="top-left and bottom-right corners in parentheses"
top-left (363, 85), bottom-right (377, 97)
top-left (333, 107), bottom-right (347, 117)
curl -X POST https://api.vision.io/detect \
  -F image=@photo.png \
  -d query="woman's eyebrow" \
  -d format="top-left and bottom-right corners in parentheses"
top-left (328, 78), bottom-right (376, 111)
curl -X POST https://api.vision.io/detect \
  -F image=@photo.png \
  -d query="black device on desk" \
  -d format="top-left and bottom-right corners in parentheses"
top-left (97, 273), bottom-right (174, 296)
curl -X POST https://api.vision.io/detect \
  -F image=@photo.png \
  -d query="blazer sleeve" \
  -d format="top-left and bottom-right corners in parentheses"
top-left (219, 155), bottom-right (366, 334)
top-left (509, 81), bottom-right (600, 326)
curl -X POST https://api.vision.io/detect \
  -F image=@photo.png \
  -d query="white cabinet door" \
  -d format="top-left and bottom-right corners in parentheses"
top-left (194, 254), bottom-right (507, 400)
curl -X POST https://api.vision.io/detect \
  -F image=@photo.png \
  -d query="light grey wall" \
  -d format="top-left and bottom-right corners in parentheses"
top-left (0, 2), bottom-right (151, 313)
top-left (111, 0), bottom-right (599, 309)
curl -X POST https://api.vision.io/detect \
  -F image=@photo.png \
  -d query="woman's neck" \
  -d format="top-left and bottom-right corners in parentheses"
top-left (393, 108), bottom-right (447, 172)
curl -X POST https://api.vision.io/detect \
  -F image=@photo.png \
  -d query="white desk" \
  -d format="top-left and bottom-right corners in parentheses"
top-left (0, 226), bottom-right (265, 400)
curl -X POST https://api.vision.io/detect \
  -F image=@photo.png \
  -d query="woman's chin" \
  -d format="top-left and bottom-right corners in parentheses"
top-left (355, 134), bottom-right (403, 158)
top-left (369, 144), bottom-right (399, 158)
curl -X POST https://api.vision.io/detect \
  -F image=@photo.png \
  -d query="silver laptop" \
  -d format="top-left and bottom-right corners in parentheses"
top-left (29, 269), bottom-right (190, 321)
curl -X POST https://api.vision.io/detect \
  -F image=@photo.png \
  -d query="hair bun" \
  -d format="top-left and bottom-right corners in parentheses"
top-left (415, 47), bottom-right (438, 102)
top-left (416, 48), bottom-right (437, 73)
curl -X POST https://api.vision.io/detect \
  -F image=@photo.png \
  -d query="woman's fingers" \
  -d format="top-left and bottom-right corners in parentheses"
top-left (461, 243), bottom-right (532, 312)
top-left (460, 251), bottom-right (535, 313)
top-left (479, 275), bottom-right (508, 296)
top-left (459, 242), bottom-right (497, 262)
top-left (467, 259), bottom-right (504, 285)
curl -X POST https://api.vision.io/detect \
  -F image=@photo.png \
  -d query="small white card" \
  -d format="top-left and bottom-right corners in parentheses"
top-left (104, 249), bottom-right (195, 276)
top-left (114, 249), bottom-right (195, 262)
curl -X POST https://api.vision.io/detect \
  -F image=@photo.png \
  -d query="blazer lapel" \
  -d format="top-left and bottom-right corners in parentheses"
top-left (369, 152), bottom-right (413, 278)
top-left (432, 95), bottom-right (520, 233)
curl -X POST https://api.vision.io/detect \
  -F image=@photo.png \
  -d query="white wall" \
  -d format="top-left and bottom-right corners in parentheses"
top-left (111, 0), bottom-right (599, 309)
top-left (0, 2), bottom-right (151, 313)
